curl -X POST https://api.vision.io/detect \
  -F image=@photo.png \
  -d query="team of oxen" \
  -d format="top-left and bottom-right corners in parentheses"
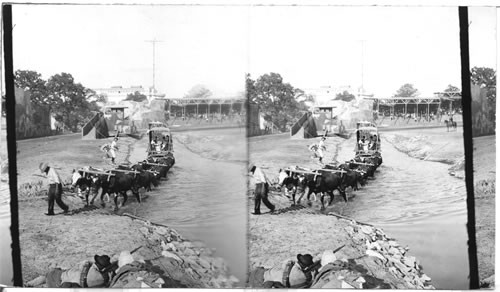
top-left (70, 152), bottom-right (175, 211)
top-left (277, 152), bottom-right (383, 210)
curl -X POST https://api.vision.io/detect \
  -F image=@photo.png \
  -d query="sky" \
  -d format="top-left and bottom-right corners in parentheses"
top-left (12, 5), bottom-right (250, 98)
top-left (10, 4), bottom-right (497, 99)
top-left (469, 7), bottom-right (497, 70)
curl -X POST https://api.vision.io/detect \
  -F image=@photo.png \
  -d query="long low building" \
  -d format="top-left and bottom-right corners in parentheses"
top-left (93, 85), bottom-right (150, 104)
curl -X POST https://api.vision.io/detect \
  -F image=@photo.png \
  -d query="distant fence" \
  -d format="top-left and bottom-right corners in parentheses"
top-left (374, 113), bottom-right (464, 129)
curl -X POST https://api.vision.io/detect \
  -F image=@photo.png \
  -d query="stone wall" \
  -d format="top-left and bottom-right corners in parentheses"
top-left (471, 83), bottom-right (495, 137)
top-left (247, 103), bottom-right (261, 137)
top-left (15, 88), bottom-right (52, 140)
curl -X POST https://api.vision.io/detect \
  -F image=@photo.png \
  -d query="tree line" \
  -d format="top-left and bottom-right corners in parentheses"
top-left (246, 73), bottom-right (310, 132)
top-left (8, 70), bottom-right (102, 132)
top-left (3, 66), bottom-right (495, 133)
top-left (247, 66), bottom-right (496, 132)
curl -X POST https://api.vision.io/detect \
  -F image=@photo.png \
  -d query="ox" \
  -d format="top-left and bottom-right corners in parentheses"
top-left (278, 169), bottom-right (301, 205)
top-left (93, 171), bottom-right (141, 211)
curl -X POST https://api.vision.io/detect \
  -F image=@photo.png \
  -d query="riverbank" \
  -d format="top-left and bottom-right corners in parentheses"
top-left (16, 134), bottom-right (237, 287)
top-left (174, 127), bottom-right (247, 162)
top-left (248, 134), bottom-right (434, 289)
top-left (383, 127), bottom-right (465, 178)
top-left (384, 127), bottom-right (495, 287)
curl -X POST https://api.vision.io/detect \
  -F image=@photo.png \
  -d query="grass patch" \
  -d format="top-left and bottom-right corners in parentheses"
top-left (18, 180), bottom-right (45, 198)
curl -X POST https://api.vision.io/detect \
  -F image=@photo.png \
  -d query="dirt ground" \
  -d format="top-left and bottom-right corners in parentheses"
top-left (249, 127), bottom-right (495, 288)
top-left (15, 133), bottom-right (236, 287)
top-left (248, 134), bottom-right (432, 288)
top-left (472, 135), bottom-right (496, 287)
top-left (16, 134), bottom-right (146, 282)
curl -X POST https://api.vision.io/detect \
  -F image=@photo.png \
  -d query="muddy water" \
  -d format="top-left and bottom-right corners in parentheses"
top-left (128, 128), bottom-right (247, 285)
top-left (334, 136), bottom-right (468, 289)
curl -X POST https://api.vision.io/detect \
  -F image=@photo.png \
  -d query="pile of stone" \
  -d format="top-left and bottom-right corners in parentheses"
top-left (339, 216), bottom-right (434, 289)
top-left (137, 222), bottom-right (239, 288)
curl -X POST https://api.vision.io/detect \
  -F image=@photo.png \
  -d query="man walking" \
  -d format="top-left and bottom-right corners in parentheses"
top-left (40, 162), bottom-right (69, 216)
top-left (317, 137), bottom-right (326, 164)
top-left (249, 165), bottom-right (275, 215)
top-left (109, 137), bottom-right (119, 165)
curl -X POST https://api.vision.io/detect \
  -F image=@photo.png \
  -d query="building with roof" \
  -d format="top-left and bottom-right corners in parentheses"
top-left (93, 85), bottom-right (147, 104)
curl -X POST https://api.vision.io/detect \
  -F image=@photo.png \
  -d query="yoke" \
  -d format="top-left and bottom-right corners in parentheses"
top-left (283, 168), bottom-right (321, 176)
top-left (111, 169), bottom-right (141, 174)
top-left (348, 161), bottom-right (375, 166)
top-left (142, 162), bottom-right (170, 167)
top-left (319, 168), bottom-right (348, 174)
top-left (77, 169), bottom-right (115, 176)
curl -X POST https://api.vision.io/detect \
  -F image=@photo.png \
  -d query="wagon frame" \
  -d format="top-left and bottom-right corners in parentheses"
top-left (354, 121), bottom-right (381, 155)
top-left (147, 122), bottom-right (174, 156)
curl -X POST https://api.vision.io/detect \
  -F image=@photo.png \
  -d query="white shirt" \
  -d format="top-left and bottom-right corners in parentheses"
top-left (318, 140), bottom-right (326, 152)
top-left (151, 140), bottom-right (160, 151)
top-left (111, 140), bottom-right (118, 150)
top-left (253, 167), bottom-right (269, 184)
top-left (46, 167), bottom-right (62, 185)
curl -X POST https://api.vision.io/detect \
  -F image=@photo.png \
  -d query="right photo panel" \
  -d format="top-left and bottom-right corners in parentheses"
top-left (469, 6), bottom-right (496, 289)
top-left (246, 6), bottom-right (494, 289)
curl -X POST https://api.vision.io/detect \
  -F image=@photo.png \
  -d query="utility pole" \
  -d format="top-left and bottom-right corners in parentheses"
top-left (145, 38), bottom-right (163, 98)
top-left (359, 40), bottom-right (366, 97)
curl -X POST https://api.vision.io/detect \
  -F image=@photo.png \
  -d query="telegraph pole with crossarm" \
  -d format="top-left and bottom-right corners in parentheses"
top-left (145, 39), bottom-right (163, 97)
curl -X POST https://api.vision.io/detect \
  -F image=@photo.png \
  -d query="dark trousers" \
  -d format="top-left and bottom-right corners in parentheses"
top-left (48, 183), bottom-right (68, 214)
top-left (254, 183), bottom-right (274, 214)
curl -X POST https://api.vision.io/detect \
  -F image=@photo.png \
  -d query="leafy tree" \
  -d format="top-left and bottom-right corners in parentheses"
top-left (443, 84), bottom-right (460, 95)
top-left (471, 67), bottom-right (496, 87)
top-left (304, 94), bottom-right (316, 103)
top-left (471, 66), bottom-right (496, 123)
top-left (394, 83), bottom-right (419, 97)
top-left (471, 67), bottom-right (496, 100)
top-left (46, 73), bottom-right (95, 132)
top-left (335, 91), bottom-right (356, 102)
top-left (91, 93), bottom-right (108, 103)
top-left (184, 84), bottom-right (212, 99)
top-left (14, 70), bottom-right (49, 106)
top-left (246, 73), bottom-right (257, 101)
top-left (124, 91), bottom-right (148, 102)
top-left (247, 73), bottom-right (307, 131)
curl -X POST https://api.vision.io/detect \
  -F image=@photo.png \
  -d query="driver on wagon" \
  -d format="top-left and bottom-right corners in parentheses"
top-left (151, 136), bottom-right (161, 152)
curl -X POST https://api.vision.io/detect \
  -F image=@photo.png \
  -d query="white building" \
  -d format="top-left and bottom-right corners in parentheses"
top-left (304, 85), bottom-right (354, 106)
top-left (93, 85), bottom-right (147, 104)
top-left (304, 85), bottom-right (374, 107)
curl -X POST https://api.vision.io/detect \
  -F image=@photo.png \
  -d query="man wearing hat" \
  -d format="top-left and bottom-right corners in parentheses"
top-left (318, 137), bottom-right (327, 163)
top-left (44, 254), bottom-right (117, 288)
top-left (109, 137), bottom-right (119, 165)
top-left (261, 253), bottom-right (316, 288)
top-left (39, 162), bottom-right (69, 216)
top-left (249, 164), bottom-right (275, 215)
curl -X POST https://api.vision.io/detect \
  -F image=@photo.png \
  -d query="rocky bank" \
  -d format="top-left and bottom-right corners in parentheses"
top-left (16, 133), bottom-right (238, 288)
top-left (383, 128), bottom-right (465, 179)
top-left (248, 133), bottom-right (435, 289)
top-left (385, 128), bottom-right (496, 288)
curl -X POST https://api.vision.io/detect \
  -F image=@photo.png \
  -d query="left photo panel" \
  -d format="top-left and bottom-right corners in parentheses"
top-left (2, 4), bottom-right (249, 288)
